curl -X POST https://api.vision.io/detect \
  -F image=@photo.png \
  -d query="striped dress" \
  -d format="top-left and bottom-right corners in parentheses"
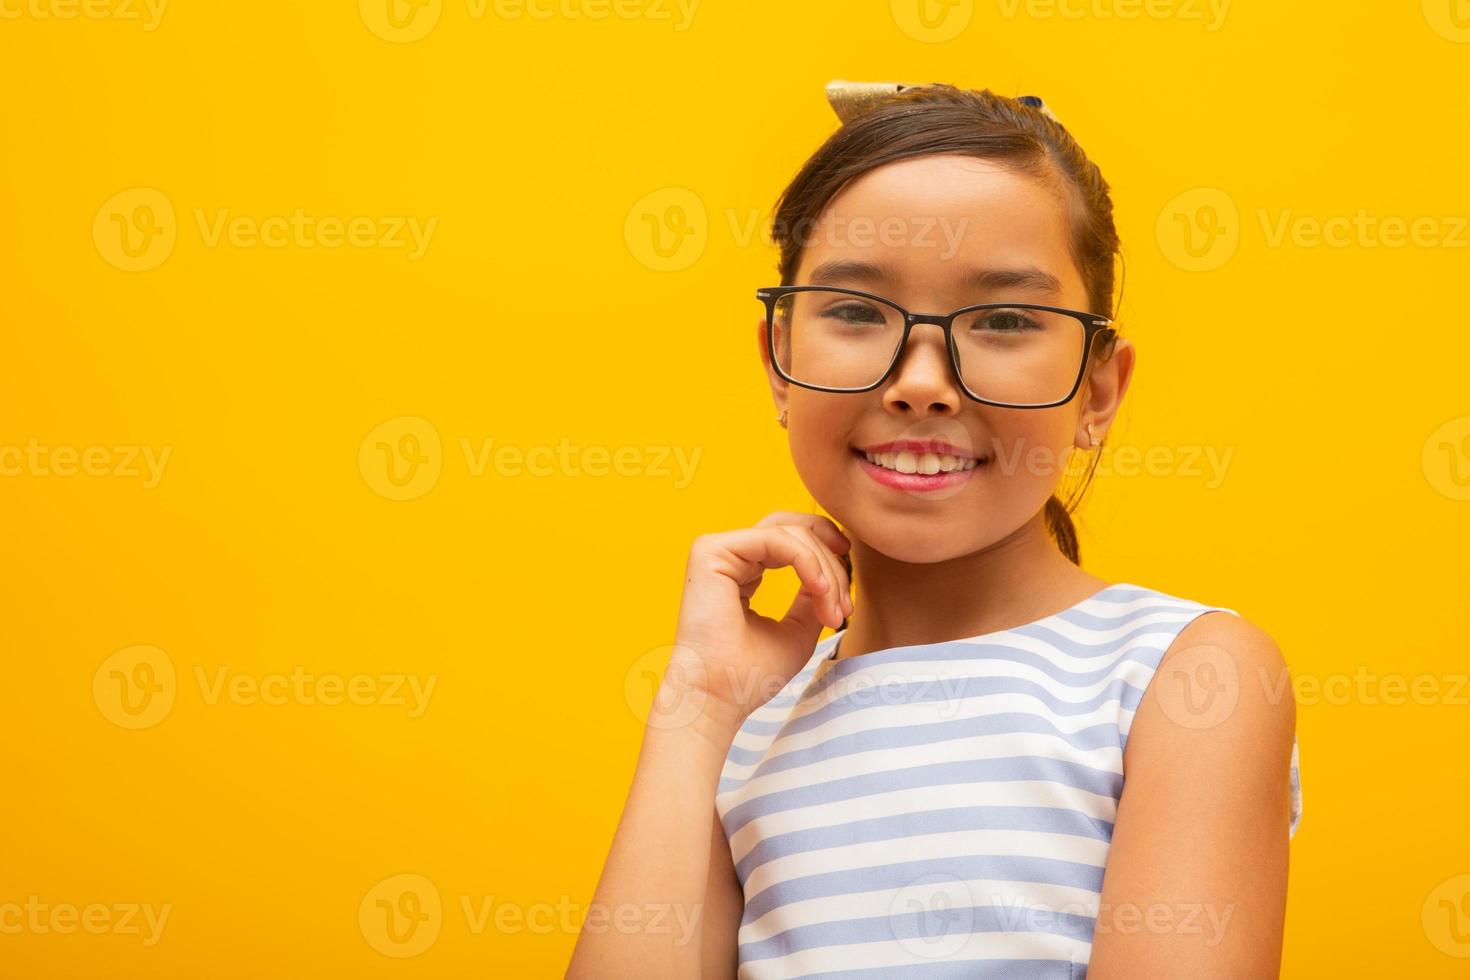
top-left (715, 582), bottom-right (1303, 979)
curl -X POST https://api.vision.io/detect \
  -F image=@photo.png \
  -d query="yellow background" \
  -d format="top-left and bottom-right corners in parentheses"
top-left (2, 0), bottom-right (1468, 976)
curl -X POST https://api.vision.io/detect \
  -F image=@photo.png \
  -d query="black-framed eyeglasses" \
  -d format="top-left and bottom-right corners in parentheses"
top-left (757, 285), bottom-right (1116, 409)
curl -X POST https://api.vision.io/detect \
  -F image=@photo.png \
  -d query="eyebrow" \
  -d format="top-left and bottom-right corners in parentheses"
top-left (806, 259), bottom-right (1064, 297)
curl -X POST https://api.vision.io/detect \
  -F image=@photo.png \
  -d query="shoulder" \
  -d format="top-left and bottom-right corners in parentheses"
top-left (1129, 603), bottom-right (1296, 776)
top-left (1090, 601), bottom-right (1296, 972)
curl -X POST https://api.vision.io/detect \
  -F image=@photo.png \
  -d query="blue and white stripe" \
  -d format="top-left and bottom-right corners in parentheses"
top-left (715, 583), bottom-right (1304, 979)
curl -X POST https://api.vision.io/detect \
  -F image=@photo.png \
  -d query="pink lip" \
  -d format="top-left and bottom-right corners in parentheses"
top-left (852, 448), bottom-right (984, 492)
top-left (856, 439), bottom-right (979, 460)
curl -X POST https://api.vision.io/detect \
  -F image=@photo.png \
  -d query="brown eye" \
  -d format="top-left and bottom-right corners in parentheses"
top-left (822, 301), bottom-right (887, 326)
top-left (974, 309), bottom-right (1041, 333)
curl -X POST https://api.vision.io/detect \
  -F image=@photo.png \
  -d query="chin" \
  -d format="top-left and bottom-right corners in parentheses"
top-left (843, 514), bottom-right (985, 565)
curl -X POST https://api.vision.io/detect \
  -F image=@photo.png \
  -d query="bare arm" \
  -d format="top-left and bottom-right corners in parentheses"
top-left (566, 683), bottom-right (743, 980)
top-left (1087, 611), bottom-right (1296, 978)
top-left (567, 515), bottom-right (852, 978)
top-left (701, 801), bottom-right (743, 979)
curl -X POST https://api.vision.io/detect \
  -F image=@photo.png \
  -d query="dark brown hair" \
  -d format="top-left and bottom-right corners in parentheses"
top-left (768, 83), bottom-right (1121, 591)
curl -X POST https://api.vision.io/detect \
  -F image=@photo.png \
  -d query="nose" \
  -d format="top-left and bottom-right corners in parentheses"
top-left (882, 322), bottom-right (963, 417)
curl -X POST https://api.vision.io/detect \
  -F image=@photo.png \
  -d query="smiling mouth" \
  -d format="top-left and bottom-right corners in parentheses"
top-left (852, 447), bottom-right (987, 475)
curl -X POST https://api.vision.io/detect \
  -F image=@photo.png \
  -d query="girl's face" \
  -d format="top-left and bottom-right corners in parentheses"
top-left (759, 152), bottom-right (1130, 564)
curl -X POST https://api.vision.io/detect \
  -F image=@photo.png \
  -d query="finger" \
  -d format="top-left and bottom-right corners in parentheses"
top-left (778, 525), bottom-right (846, 629)
top-left (755, 511), bottom-right (852, 556)
top-left (787, 522), bottom-right (853, 617)
top-left (700, 528), bottom-right (832, 613)
top-left (756, 512), bottom-right (853, 620)
top-left (776, 534), bottom-right (847, 637)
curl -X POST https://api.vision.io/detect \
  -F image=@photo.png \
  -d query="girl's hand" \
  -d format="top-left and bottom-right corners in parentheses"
top-left (667, 512), bottom-right (853, 731)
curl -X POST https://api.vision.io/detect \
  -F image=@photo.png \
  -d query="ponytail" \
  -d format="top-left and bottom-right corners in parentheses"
top-left (1044, 495), bottom-right (1080, 565)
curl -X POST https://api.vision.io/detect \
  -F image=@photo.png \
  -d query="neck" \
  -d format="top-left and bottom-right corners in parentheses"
top-left (834, 509), bottom-right (1107, 660)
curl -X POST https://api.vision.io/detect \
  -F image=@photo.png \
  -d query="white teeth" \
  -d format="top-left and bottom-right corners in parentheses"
top-left (863, 450), bottom-right (979, 474)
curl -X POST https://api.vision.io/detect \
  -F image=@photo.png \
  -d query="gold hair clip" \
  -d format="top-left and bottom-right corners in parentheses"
top-left (824, 79), bottom-right (1060, 124)
top-left (824, 79), bottom-right (924, 124)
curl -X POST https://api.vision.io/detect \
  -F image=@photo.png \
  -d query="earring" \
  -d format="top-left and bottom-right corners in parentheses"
top-left (1086, 421), bottom-right (1101, 447)
top-left (777, 410), bottom-right (788, 428)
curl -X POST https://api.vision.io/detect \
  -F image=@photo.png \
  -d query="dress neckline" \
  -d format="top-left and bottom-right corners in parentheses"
top-left (820, 581), bottom-right (1135, 674)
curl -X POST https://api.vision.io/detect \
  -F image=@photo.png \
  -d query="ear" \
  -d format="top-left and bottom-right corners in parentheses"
top-left (1074, 336), bottom-right (1135, 450)
top-left (756, 315), bottom-right (790, 420)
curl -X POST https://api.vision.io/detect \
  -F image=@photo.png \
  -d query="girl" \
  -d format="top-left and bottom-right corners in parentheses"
top-left (569, 81), bottom-right (1302, 979)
